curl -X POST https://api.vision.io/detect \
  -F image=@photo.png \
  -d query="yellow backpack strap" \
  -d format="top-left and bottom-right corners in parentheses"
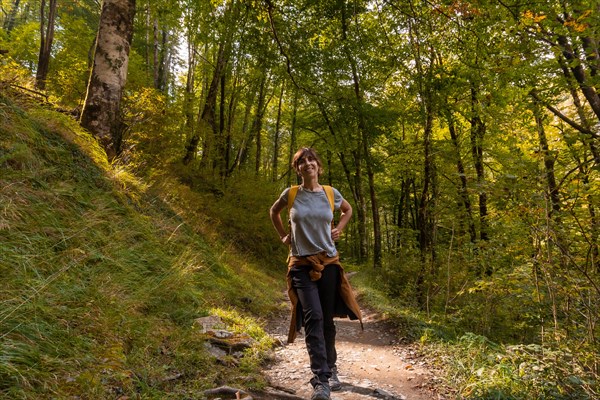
top-left (323, 185), bottom-right (335, 212)
top-left (287, 185), bottom-right (300, 210)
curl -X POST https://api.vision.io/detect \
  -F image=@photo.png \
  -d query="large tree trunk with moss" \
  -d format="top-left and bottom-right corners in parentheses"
top-left (80, 0), bottom-right (136, 161)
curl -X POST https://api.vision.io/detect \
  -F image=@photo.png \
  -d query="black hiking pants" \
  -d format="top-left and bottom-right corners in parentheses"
top-left (290, 263), bottom-right (339, 384)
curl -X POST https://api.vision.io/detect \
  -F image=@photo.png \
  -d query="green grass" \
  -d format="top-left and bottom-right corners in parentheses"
top-left (0, 93), bottom-right (286, 399)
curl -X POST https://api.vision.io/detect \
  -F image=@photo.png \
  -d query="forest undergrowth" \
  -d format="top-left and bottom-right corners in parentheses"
top-left (0, 92), bottom-right (286, 399)
top-left (1, 91), bottom-right (598, 400)
top-left (354, 270), bottom-right (598, 399)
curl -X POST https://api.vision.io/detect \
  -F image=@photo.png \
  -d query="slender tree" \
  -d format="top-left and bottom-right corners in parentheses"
top-left (272, 81), bottom-right (284, 181)
top-left (183, 0), bottom-right (241, 166)
top-left (444, 105), bottom-right (476, 244)
top-left (3, 0), bottom-right (21, 33)
top-left (469, 83), bottom-right (489, 245)
top-left (286, 87), bottom-right (299, 186)
top-left (34, 0), bottom-right (57, 90)
top-left (339, 0), bottom-right (382, 268)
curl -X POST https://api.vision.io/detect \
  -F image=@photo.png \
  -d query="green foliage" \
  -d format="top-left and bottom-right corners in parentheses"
top-left (120, 86), bottom-right (186, 169)
top-left (357, 265), bottom-right (599, 399)
top-left (0, 57), bottom-right (35, 89)
top-left (3, 22), bottom-right (39, 69)
top-left (48, 12), bottom-right (96, 106)
top-left (350, 262), bottom-right (445, 341)
top-left (432, 336), bottom-right (597, 400)
top-left (167, 167), bottom-right (289, 263)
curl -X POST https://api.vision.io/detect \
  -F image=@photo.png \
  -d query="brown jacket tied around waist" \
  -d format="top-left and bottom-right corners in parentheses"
top-left (286, 252), bottom-right (363, 343)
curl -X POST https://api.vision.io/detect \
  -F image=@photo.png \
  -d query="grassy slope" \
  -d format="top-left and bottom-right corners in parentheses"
top-left (0, 93), bottom-right (287, 399)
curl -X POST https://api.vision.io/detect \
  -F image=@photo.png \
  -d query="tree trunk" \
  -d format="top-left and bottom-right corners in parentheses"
top-left (80, 0), bottom-right (136, 161)
top-left (153, 17), bottom-right (159, 88)
top-left (364, 139), bottom-right (381, 267)
top-left (253, 73), bottom-right (268, 175)
top-left (546, 55), bottom-right (600, 271)
top-left (591, 202), bottom-right (600, 273)
top-left (340, 0), bottom-right (381, 267)
top-left (326, 150), bottom-right (333, 186)
top-left (223, 74), bottom-right (239, 177)
top-left (183, 41), bottom-right (228, 166)
top-left (184, 37), bottom-right (196, 143)
top-left (157, 28), bottom-right (170, 91)
top-left (316, 101), bottom-right (367, 260)
top-left (145, 3), bottom-right (150, 71)
top-left (556, 56), bottom-right (600, 165)
top-left (351, 149), bottom-right (368, 260)
top-left (395, 178), bottom-right (415, 251)
top-left (183, 0), bottom-right (240, 166)
top-left (272, 81), bottom-right (284, 181)
top-left (445, 106), bottom-right (476, 244)
top-left (470, 85), bottom-right (489, 244)
top-left (532, 102), bottom-right (561, 216)
top-left (416, 104), bottom-right (435, 306)
top-left (229, 87), bottom-right (256, 174)
top-left (216, 72), bottom-right (227, 174)
top-left (287, 88), bottom-right (299, 186)
top-left (406, 11), bottom-right (438, 304)
top-left (238, 76), bottom-right (267, 171)
top-left (3, 0), bottom-right (21, 33)
top-left (35, 0), bottom-right (57, 91)
top-left (557, 33), bottom-right (600, 122)
top-left (580, 34), bottom-right (599, 78)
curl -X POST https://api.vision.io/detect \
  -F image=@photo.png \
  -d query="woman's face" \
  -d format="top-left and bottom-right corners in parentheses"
top-left (297, 154), bottom-right (320, 179)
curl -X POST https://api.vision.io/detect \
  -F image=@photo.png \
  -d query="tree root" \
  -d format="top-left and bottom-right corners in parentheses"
top-left (204, 385), bottom-right (306, 400)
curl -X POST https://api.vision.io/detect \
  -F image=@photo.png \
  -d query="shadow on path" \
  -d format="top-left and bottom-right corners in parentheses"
top-left (335, 382), bottom-right (405, 399)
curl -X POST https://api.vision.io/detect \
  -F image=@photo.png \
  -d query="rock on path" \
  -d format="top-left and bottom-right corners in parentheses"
top-left (264, 307), bottom-right (445, 400)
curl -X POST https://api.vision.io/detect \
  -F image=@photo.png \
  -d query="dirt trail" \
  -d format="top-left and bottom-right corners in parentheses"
top-left (264, 304), bottom-right (446, 400)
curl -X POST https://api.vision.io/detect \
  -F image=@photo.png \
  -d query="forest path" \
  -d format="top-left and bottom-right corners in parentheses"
top-left (263, 296), bottom-right (447, 400)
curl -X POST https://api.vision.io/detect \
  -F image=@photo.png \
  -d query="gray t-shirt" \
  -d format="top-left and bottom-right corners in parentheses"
top-left (277, 186), bottom-right (344, 257)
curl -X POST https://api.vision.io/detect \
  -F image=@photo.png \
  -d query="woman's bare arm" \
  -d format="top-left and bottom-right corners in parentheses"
top-left (331, 199), bottom-right (352, 241)
top-left (270, 198), bottom-right (291, 245)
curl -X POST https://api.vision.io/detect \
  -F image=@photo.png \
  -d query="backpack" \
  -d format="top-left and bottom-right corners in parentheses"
top-left (287, 185), bottom-right (335, 212)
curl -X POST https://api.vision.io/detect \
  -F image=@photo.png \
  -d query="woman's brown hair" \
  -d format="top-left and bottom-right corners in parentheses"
top-left (292, 147), bottom-right (323, 176)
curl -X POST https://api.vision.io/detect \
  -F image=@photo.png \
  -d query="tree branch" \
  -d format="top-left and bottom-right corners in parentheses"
top-left (529, 89), bottom-right (599, 139)
top-left (263, 0), bottom-right (318, 97)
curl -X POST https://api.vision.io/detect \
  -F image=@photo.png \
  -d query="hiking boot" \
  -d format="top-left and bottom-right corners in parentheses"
top-left (311, 382), bottom-right (330, 400)
top-left (310, 376), bottom-right (331, 400)
top-left (329, 366), bottom-right (342, 391)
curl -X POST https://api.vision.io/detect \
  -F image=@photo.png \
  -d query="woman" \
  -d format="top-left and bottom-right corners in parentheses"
top-left (269, 147), bottom-right (362, 400)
